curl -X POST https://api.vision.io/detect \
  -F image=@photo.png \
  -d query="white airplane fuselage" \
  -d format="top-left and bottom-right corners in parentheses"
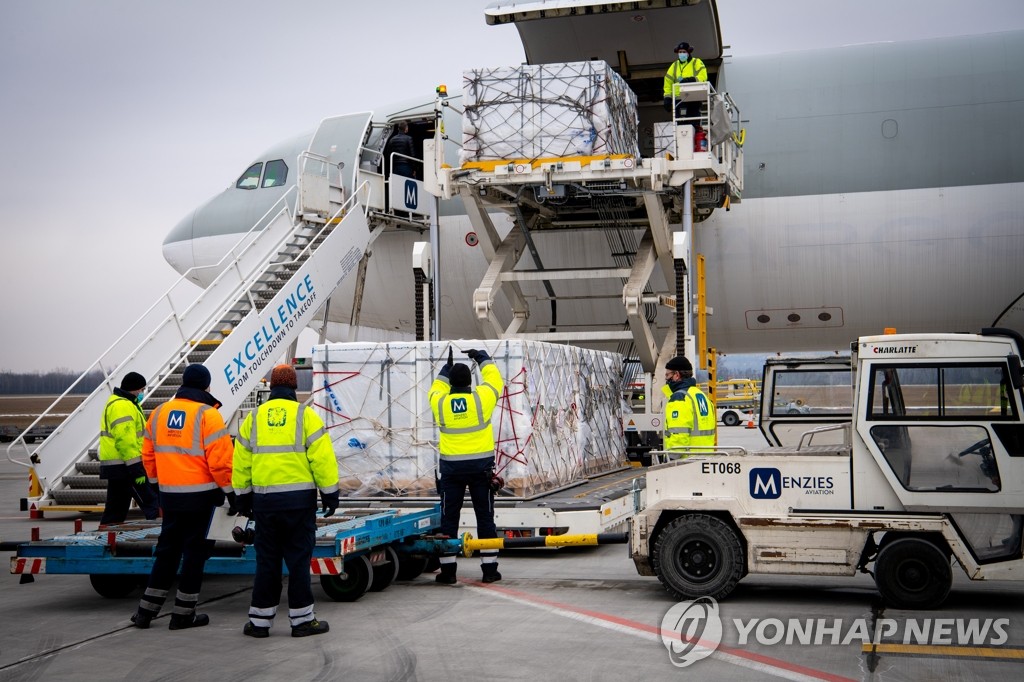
top-left (162, 26), bottom-right (1024, 355)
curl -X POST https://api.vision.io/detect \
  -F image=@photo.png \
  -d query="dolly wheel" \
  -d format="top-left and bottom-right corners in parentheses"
top-left (320, 555), bottom-right (374, 602)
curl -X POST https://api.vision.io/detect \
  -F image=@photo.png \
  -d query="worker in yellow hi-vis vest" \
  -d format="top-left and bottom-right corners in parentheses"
top-left (663, 41), bottom-right (708, 128)
top-left (662, 356), bottom-right (716, 458)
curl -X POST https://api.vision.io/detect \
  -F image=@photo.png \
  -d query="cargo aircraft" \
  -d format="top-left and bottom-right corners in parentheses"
top-left (161, 0), bottom-right (1024, 356)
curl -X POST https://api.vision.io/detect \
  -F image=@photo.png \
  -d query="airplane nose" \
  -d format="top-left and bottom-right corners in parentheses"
top-left (162, 208), bottom-right (197, 276)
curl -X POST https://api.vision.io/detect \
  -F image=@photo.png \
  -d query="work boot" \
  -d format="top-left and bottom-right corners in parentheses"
top-left (131, 609), bottom-right (155, 629)
top-left (435, 562), bottom-right (457, 585)
top-left (243, 621), bottom-right (270, 638)
top-left (168, 613), bottom-right (210, 630)
top-left (291, 619), bottom-right (329, 638)
top-left (481, 563), bottom-right (502, 584)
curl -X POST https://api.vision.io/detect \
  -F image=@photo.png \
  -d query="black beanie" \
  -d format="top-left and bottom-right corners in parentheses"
top-left (666, 356), bottom-right (693, 372)
top-left (120, 371), bottom-right (146, 391)
top-left (449, 363), bottom-right (472, 388)
top-left (181, 364), bottom-right (211, 390)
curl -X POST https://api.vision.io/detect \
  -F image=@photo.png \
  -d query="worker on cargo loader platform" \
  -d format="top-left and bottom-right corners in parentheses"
top-left (663, 41), bottom-right (707, 128)
top-left (131, 364), bottom-right (235, 631)
top-left (98, 371), bottom-right (159, 526)
top-left (429, 347), bottom-right (505, 584)
top-left (663, 356), bottom-right (716, 457)
top-left (233, 364), bottom-right (339, 639)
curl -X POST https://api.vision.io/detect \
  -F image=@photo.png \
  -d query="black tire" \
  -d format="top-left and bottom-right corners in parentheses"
top-left (722, 411), bottom-right (740, 427)
top-left (369, 546), bottom-right (400, 592)
top-left (395, 553), bottom-right (430, 581)
top-left (319, 555), bottom-right (374, 602)
top-left (89, 574), bottom-right (139, 599)
top-left (652, 514), bottom-right (744, 601)
top-left (874, 537), bottom-right (952, 609)
top-left (787, 408), bottom-right (802, 415)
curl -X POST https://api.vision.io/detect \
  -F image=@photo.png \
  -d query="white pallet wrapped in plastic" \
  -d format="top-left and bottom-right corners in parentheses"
top-left (461, 61), bottom-right (639, 164)
top-left (311, 340), bottom-right (626, 498)
top-left (653, 121), bottom-right (675, 158)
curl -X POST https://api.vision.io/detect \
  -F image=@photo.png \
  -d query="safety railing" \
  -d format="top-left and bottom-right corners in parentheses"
top-left (5, 186), bottom-right (298, 470)
top-left (11, 178), bottom-right (369, 498)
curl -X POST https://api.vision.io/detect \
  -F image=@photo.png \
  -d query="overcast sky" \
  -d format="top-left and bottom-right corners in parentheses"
top-left (2, 0), bottom-right (1023, 372)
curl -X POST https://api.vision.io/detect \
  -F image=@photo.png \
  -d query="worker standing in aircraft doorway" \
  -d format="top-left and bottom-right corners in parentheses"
top-left (662, 356), bottom-right (716, 458)
top-left (663, 41), bottom-right (708, 129)
top-left (429, 347), bottom-right (505, 584)
top-left (98, 371), bottom-right (159, 527)
top-left (384, 120), bottom-right (418, 179)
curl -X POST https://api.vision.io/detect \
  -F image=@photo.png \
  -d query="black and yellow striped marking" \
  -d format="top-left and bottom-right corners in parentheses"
top-left (461, 532), bottom-right (628, 556)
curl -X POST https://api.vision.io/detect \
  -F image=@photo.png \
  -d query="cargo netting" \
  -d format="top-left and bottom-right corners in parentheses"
top-left (311, 340), bottom-right (627, 498)
top-left (461, 61), bottom-right (639, 165)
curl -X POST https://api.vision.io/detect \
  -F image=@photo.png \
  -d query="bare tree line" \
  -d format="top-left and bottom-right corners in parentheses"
top-left (0, 370), bottom-right (104, 395)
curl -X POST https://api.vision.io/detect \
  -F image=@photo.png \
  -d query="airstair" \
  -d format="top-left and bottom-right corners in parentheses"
top-left (7, 115), bottom-right (380, 512)
top-left (428, 81), bottom-right (743, 375)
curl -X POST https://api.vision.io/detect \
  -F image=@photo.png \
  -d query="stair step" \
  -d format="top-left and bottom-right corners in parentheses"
top-left (52, 490), bottom-right (107, 505)
top-left (76, 461), bottom-right (101, 475)
top-left (61, 475), bottom-right (106, 489)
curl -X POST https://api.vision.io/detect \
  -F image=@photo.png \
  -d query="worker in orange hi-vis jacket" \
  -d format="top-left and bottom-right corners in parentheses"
top-left (131, 364), bottom-right (235, 631)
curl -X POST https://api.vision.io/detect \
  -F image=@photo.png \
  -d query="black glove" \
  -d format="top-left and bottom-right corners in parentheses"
top-left (440, 347), bottom-right (454, 378)
top-left (320, 490), bottom-right (340, 518)
top-left (489, 470), bottom-right (505, 494)
top-left (681, 77), bottom-right (697, 83)
top-left (236, 492), bottom-right (253, 517)
top-left (466, 349), bottom-right (489, 363)
top-left (225, 491), bottom-right (238, 516)
top-left (663, 96), bottom-right (673, 112)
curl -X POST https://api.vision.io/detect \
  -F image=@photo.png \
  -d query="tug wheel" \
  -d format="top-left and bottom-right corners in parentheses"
top-left (653, 514), bottom-right (744, 601)
top-left (874, 537), bottom-right (952, 609)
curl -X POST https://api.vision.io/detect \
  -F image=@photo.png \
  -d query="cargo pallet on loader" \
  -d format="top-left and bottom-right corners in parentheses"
top-left (10, 507), bottom-right (442, 603)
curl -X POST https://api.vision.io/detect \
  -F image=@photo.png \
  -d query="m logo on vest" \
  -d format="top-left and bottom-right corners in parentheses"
top-left (166, 410), bottom-right (186, 430)
top-left (451, 397), bottom-right (468, 414)
top-left (267, 407), bottom-right (287, 427)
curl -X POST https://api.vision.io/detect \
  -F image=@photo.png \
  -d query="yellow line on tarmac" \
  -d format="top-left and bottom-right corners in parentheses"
top-left (863, 643), bottom-right (1024, 661)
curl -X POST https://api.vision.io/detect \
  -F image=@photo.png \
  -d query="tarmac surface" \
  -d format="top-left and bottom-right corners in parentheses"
top-left (1, 427), bottom-right (1023, 681)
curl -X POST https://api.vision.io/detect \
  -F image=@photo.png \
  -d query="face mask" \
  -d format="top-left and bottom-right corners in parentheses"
top-left (136, 392), bottom-right (145, 404)
top-left (677, 52), bottom-right (689, 62)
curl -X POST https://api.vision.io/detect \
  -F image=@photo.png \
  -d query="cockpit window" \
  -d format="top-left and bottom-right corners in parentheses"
top-left (236, 162), bottom-right (262, 190)
top-left (262, 159), bottom-right (288, 188)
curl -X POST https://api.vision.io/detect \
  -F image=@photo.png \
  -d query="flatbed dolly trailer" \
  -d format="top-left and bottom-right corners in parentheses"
top-left (630, 329), bottom-right (1024, 609)
top-left (337, 466), bottom-right (646, 540)
top-left (10, 507), bottom-right (443, 603)
top-left (10, 506), bottom-right (631, 602)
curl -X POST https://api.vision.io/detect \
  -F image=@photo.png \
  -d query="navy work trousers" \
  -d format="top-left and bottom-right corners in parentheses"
top-left (438, 467), bottom-right (496, 540)
top-left (251, 508), bottom-right (317, 612)
top-left (101, 476), bottom-right (159, 525)
top-left (145, 506), bottom-right (215, 596)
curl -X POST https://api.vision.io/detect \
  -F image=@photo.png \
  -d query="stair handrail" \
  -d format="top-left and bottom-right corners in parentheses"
top-left (6, 186), bottom-right (297, 470)
top-left (12, 177), bottom-right (373, 502)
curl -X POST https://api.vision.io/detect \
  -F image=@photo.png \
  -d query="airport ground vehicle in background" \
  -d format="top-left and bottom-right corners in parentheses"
top-left (631, 329), bottom-right (1024, 609)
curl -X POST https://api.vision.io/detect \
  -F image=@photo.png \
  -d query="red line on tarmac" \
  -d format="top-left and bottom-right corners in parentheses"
top-left (469, 581), bottom-right (856, 682)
